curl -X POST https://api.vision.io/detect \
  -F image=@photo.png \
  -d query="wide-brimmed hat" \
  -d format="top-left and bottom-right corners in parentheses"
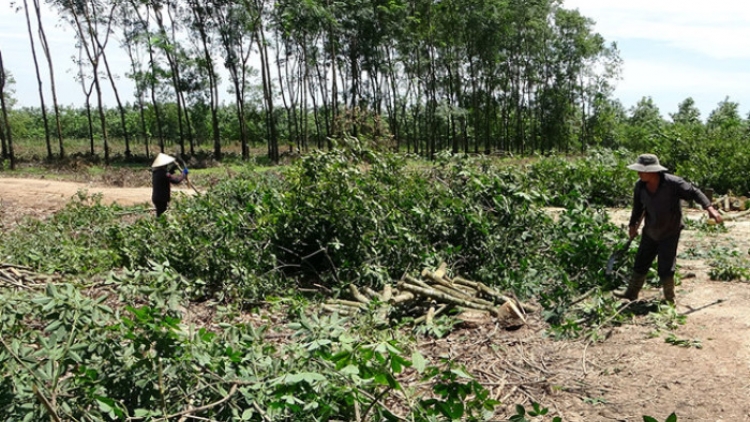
top-left (627, 154), bottom-right (667, 173)
top-left (151, 153), bottom-right (176, 168)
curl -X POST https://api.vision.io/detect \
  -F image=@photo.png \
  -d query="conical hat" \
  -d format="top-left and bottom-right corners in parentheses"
top-left (151, 153), bottom-right (176, 168)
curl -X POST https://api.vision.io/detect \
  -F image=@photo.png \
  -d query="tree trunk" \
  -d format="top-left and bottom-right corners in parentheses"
top-left (0, 51), bottom-right (15, 169)
top-left (33, 0), bottom-right (64, 158)
top-left (22, 0), bottom-right (52, 159)
top-left (254, 5), bottom-right (278, 163)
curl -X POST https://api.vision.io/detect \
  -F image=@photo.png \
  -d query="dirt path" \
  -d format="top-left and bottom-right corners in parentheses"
top-left (0, 177), bottom-right (192, 223)
top-left (2, 178), bottom-right (750, 421)
top-left (552, 208), bottom-right (750, 421)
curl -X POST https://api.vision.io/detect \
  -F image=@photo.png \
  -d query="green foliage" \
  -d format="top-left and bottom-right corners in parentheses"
top-left (664, 334), bottom-right (702, 349)
top-left (647, 304), bottom-right (687, 332)
top-left (700, 246), bottom-right (750, 282)
top-left (0, 191), bottom-right (126, 273)
top-left (708, 258), bottom-right (750, 281)
top-left (1, 148), bottom-right (629, 333)
top-left (509, 402), bottom-right (561, 422)
top-left (644, 412), bottom-right (678, 422)
top-left (0, 273), bottom-right (499, 421)
top-left (524, 148), bottom-right (635, 207)
top-left (417, 361), bottom-right (499, 421)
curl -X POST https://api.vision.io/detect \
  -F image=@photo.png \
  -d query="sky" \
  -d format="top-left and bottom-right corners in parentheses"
top-left (2, 1), bottom-right (750, 121)
top-left (563, 0), bottom-right (750, 120)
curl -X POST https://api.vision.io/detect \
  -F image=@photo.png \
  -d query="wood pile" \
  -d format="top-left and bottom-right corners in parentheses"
top-left (705, 194), bottom-right (750, 223)
top-left (323, 263), bottom-right (537, 328)
top-left (712, 194), bottom-right (748, 212)
top-left (0, 264), bottom-right (61, 289)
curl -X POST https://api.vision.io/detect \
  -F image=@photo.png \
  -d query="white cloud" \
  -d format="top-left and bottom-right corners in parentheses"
top-left (564, 0), bottom-right (750, 59)
top-left (613, 59), bottom-right (750, 115)
top-left (564, 0), bottom-right (750, 116)
top-left (619, 60), bottom-right (750, 94)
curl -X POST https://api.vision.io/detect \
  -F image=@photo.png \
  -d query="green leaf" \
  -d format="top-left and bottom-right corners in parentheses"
top-left (411, 351), bottom-right (427, 373)
top-left (450, 367), bottom-right (473, 379)
top-left (44, 319), bottom-right (63, 333)
top-left (284, 372), bottom-right (326, 385)
top-left (515, 404), bottom-right (526, 416)
top-left (339, 364), bottom-right (359, 376)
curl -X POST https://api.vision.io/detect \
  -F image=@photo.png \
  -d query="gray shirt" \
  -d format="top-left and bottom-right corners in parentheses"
top-left (629, 173), bottom-right (712, 241)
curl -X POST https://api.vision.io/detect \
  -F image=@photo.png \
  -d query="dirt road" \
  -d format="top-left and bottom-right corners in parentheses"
top-left (0, 177), bottom-right (192, 222)
top-left (2, 177), bottom-right (750, 421)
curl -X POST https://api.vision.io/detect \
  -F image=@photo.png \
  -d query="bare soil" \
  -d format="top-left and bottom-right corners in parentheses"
top-left (2, 177), bottom-right (750, 421)
top-left (0, 176), bottom-right (193, 226)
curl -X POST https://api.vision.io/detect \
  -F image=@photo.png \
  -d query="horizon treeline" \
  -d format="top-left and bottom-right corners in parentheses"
top-left (1, 0), bottom-right (749, 174)
top-left (1, 0), bottom-right (620, 165)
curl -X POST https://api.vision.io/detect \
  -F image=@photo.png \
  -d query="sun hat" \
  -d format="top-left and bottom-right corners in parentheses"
top-left (151, 153), bottom-right (176, 168)
top-left (626, 154), bottom-right (667, 173)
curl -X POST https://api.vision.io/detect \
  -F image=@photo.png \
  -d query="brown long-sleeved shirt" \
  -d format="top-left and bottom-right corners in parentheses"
top-left (629, 173), bottom-right (712, 241)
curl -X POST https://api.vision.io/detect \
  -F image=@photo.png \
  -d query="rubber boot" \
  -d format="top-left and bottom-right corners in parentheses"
top-left (615, 273), bottom-right (647, 300)
top-left (661, 275), bottom-right (675, 304)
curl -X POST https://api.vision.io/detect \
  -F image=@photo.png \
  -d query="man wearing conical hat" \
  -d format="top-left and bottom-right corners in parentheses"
top-left (151, 153), bottom-right (188, 217)
top-left (616, 153), bottom-right (722, 304)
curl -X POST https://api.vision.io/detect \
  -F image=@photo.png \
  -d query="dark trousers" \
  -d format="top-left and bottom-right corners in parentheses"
top-left (633, 232), bottom-right (681, 278)
top-left (154, 201), bottom-right (168, 217)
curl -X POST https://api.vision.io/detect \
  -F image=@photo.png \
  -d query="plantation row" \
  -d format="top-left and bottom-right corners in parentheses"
top-left (0, 147), bottom-right (718, 420)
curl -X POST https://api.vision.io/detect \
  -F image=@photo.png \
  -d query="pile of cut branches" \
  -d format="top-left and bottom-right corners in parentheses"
top-left (0, 264), bottom-right (61, 289)
top-left (324, 263), bottom-right (537, 328)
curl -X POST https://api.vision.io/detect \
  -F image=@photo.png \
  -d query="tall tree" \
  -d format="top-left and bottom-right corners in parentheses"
top-left (19, 0), bottom-right (52, 159)
top-left (212, 0), bottom-right (259, 159)
top-left (706, 97), bottom-right (742, 136)
top-left (50, 0), bottom-right (116, 163)
top-left (32, 0), bottom-right (65, 157)
top-left (245, 0), bottom-right (278, 162)
top-left (187, 0), bottom-right (222, 159)
top-left (670, 97), bottom-right (702, 125)
top-left (0, 51), bottom-right (16, 169)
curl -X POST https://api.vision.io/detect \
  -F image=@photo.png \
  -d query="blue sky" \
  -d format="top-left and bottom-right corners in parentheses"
top-left (564, 0), bottom-right (750, 120)
top-left (2, 1), bottom-right (750, 120)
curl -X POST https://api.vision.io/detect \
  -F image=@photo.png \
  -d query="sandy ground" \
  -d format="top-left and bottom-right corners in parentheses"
top-left (2, 177), bottom-right (750, 421)
top-left (0, 177), bottom-right (193, 222)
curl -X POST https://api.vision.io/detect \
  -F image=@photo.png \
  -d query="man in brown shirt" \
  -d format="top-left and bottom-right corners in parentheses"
top-left (617, 154), bottom-right (723, 304)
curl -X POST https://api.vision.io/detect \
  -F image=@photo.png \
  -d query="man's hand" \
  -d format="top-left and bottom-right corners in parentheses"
top-left (707, 206), bottom-right (723, 224)
top-left (628, 224), bottom-right (639, 239)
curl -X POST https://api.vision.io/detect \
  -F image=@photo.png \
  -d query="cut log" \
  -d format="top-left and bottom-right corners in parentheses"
top-left (414, 304), bottom-right (448, 325)
top-left (397, 281), bottom-right (501, 316)
top-left (456, 309), bottom-right (491, 328)
top-left (363, 286), bottom-right (384, 301)
top-left (454, 276), bottom-right (539, 313)
top-left (424, 271), bottom-right (477, 297)
top-left (389, 291), bottom-right (415, 304)
top-left (322, 304), bottom-right (357, 315)
top-left (403, 275), bottom-right (434, 290)
top-left (424, 262), bottom-right (448, 279)
top-left (349, 284), bottom-right (370, 304)
top-left (330, 299), bottom-right (368, 310)
top-left (382, 284), bottom-right (393, 302)
top-left (713, 207), bottom-right (750, 223)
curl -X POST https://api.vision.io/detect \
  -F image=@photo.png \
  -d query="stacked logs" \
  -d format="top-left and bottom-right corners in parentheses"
top-left (323, 263), bottom-right (535, 328)
top-left (705, 194), bottom-right (750, 224)
top-left (712, 194), bottom-right (748, 212)
top-left (0, 264), bottom-right (60, 289)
